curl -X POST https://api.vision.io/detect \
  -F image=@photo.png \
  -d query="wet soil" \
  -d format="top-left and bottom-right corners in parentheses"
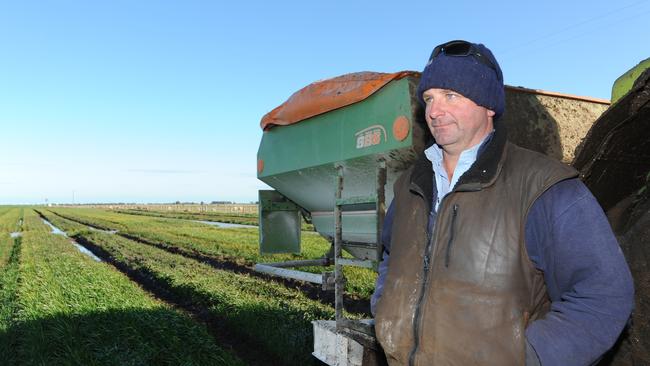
top-left (72, 235), bottom-right (289, 366)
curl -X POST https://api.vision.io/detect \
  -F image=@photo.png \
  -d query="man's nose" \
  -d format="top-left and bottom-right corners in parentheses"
top-left (427, 101), bottom-right (444, 120)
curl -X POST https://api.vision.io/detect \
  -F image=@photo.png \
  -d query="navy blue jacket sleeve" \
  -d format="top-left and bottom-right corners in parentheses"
top-left (524, 178), bottom-right (634, 366)
top-left (370, 200), bottom-right (394, 315)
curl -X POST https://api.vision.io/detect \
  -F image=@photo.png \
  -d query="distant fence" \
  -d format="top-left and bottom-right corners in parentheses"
top-left (82, 203), bottom-right (258, 215)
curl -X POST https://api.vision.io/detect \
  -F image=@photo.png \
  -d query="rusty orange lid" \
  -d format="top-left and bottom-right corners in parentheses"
top-left (260, 71), bottom-right (419, 130)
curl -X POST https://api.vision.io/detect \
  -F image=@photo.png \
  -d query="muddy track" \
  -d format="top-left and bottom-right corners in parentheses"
top-left (41, 209), bottom-right (371, 315)
top-left (72, 234), bottom-right (289, 366)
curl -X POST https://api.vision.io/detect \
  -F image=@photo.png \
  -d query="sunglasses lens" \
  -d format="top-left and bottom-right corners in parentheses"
top-left (442, 42), bottom-right (472, 56)
top-left (429, 41), bottom-right (471, 62)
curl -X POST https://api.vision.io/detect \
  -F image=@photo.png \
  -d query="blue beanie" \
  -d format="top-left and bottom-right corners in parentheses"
top-left (416, 41), bottom-right (505, 120)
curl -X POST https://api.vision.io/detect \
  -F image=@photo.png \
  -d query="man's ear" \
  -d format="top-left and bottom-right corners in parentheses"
top-left (486, 109), bottom-right (496, 118)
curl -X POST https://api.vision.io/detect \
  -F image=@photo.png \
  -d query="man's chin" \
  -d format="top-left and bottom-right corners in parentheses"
top-left (432, 134), bottom-right (455, 147)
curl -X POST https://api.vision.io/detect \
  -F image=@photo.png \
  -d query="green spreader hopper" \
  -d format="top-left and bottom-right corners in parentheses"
top-left (257, 72), bottom-right (426, 264)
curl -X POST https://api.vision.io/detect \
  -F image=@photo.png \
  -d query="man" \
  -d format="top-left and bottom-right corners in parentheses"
top-left (371, 40), bottom-right (634, 366)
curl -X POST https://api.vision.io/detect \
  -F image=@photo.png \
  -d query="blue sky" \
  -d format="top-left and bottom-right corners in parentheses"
top-left (1, 0), bottom-right (648, 204)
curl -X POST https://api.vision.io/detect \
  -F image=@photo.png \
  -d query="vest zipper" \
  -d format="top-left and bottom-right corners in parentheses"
top-left (407, 198), bottom-right (452, 366)
top-left (408, 232), bottom-right (435, 366)
top-left (445, 204), bottom-right (459, 268)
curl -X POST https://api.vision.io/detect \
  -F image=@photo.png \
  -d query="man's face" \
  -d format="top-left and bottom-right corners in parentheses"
top-left (423, 88), bottom-right (495, 156)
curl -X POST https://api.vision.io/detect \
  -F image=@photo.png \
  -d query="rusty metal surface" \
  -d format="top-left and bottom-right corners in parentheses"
top-left (260, 71), bottom-right (418, 130)
top-left (507, 85), bottom-right (611, 104)
top-left (501, 86), bottom-right (610, 164)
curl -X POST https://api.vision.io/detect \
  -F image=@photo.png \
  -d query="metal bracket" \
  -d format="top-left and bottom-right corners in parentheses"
top-left (322, 271), bottom-right (335, 291)
top-left (253, 258), bottom-right (332, 285)
top-left (337, 258), bottom-right (374, 268)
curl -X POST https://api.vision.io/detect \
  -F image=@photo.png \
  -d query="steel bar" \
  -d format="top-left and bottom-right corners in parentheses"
top-left (253, 264), bottom-right (323, 284)
top-left (256, 258), bottom-right (330, 268)
top-left (335, 164), bottom-right (344, 326)
top-left (337, 258), bottom-right (374, 269)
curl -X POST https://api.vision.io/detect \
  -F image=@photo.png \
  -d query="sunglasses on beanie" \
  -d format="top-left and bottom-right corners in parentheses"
top-left (428, 40), bottom-right (498, 72)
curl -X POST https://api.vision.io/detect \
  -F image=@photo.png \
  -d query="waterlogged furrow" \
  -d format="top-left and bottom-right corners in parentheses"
top-left (36, 209), bottom-right (91, 236)
top-left (50, 208), bottom-right (378, 298)
top-left (12, 230), bottom-right (244, 366)
top-left (78, 230), bottom-right (338, 366)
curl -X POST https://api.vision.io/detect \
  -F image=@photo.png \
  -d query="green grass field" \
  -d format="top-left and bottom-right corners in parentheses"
top-left (0, 207), bottom-right (245, 365)
top-left (0, 206), bottom-right (378, 365)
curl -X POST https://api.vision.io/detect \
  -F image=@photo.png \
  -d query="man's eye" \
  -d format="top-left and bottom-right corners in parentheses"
top-left (446, 93), bottom-right (457, 99)
top-left (423, 96), bottom-right (433, 104)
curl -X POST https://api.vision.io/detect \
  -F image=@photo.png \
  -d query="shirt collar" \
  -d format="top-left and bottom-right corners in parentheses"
top-left (424, 131), bottom-right (495, 174)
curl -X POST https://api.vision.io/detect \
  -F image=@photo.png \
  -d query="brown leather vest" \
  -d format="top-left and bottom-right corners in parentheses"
top-left (375, 132), bottom-right (578, 366)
